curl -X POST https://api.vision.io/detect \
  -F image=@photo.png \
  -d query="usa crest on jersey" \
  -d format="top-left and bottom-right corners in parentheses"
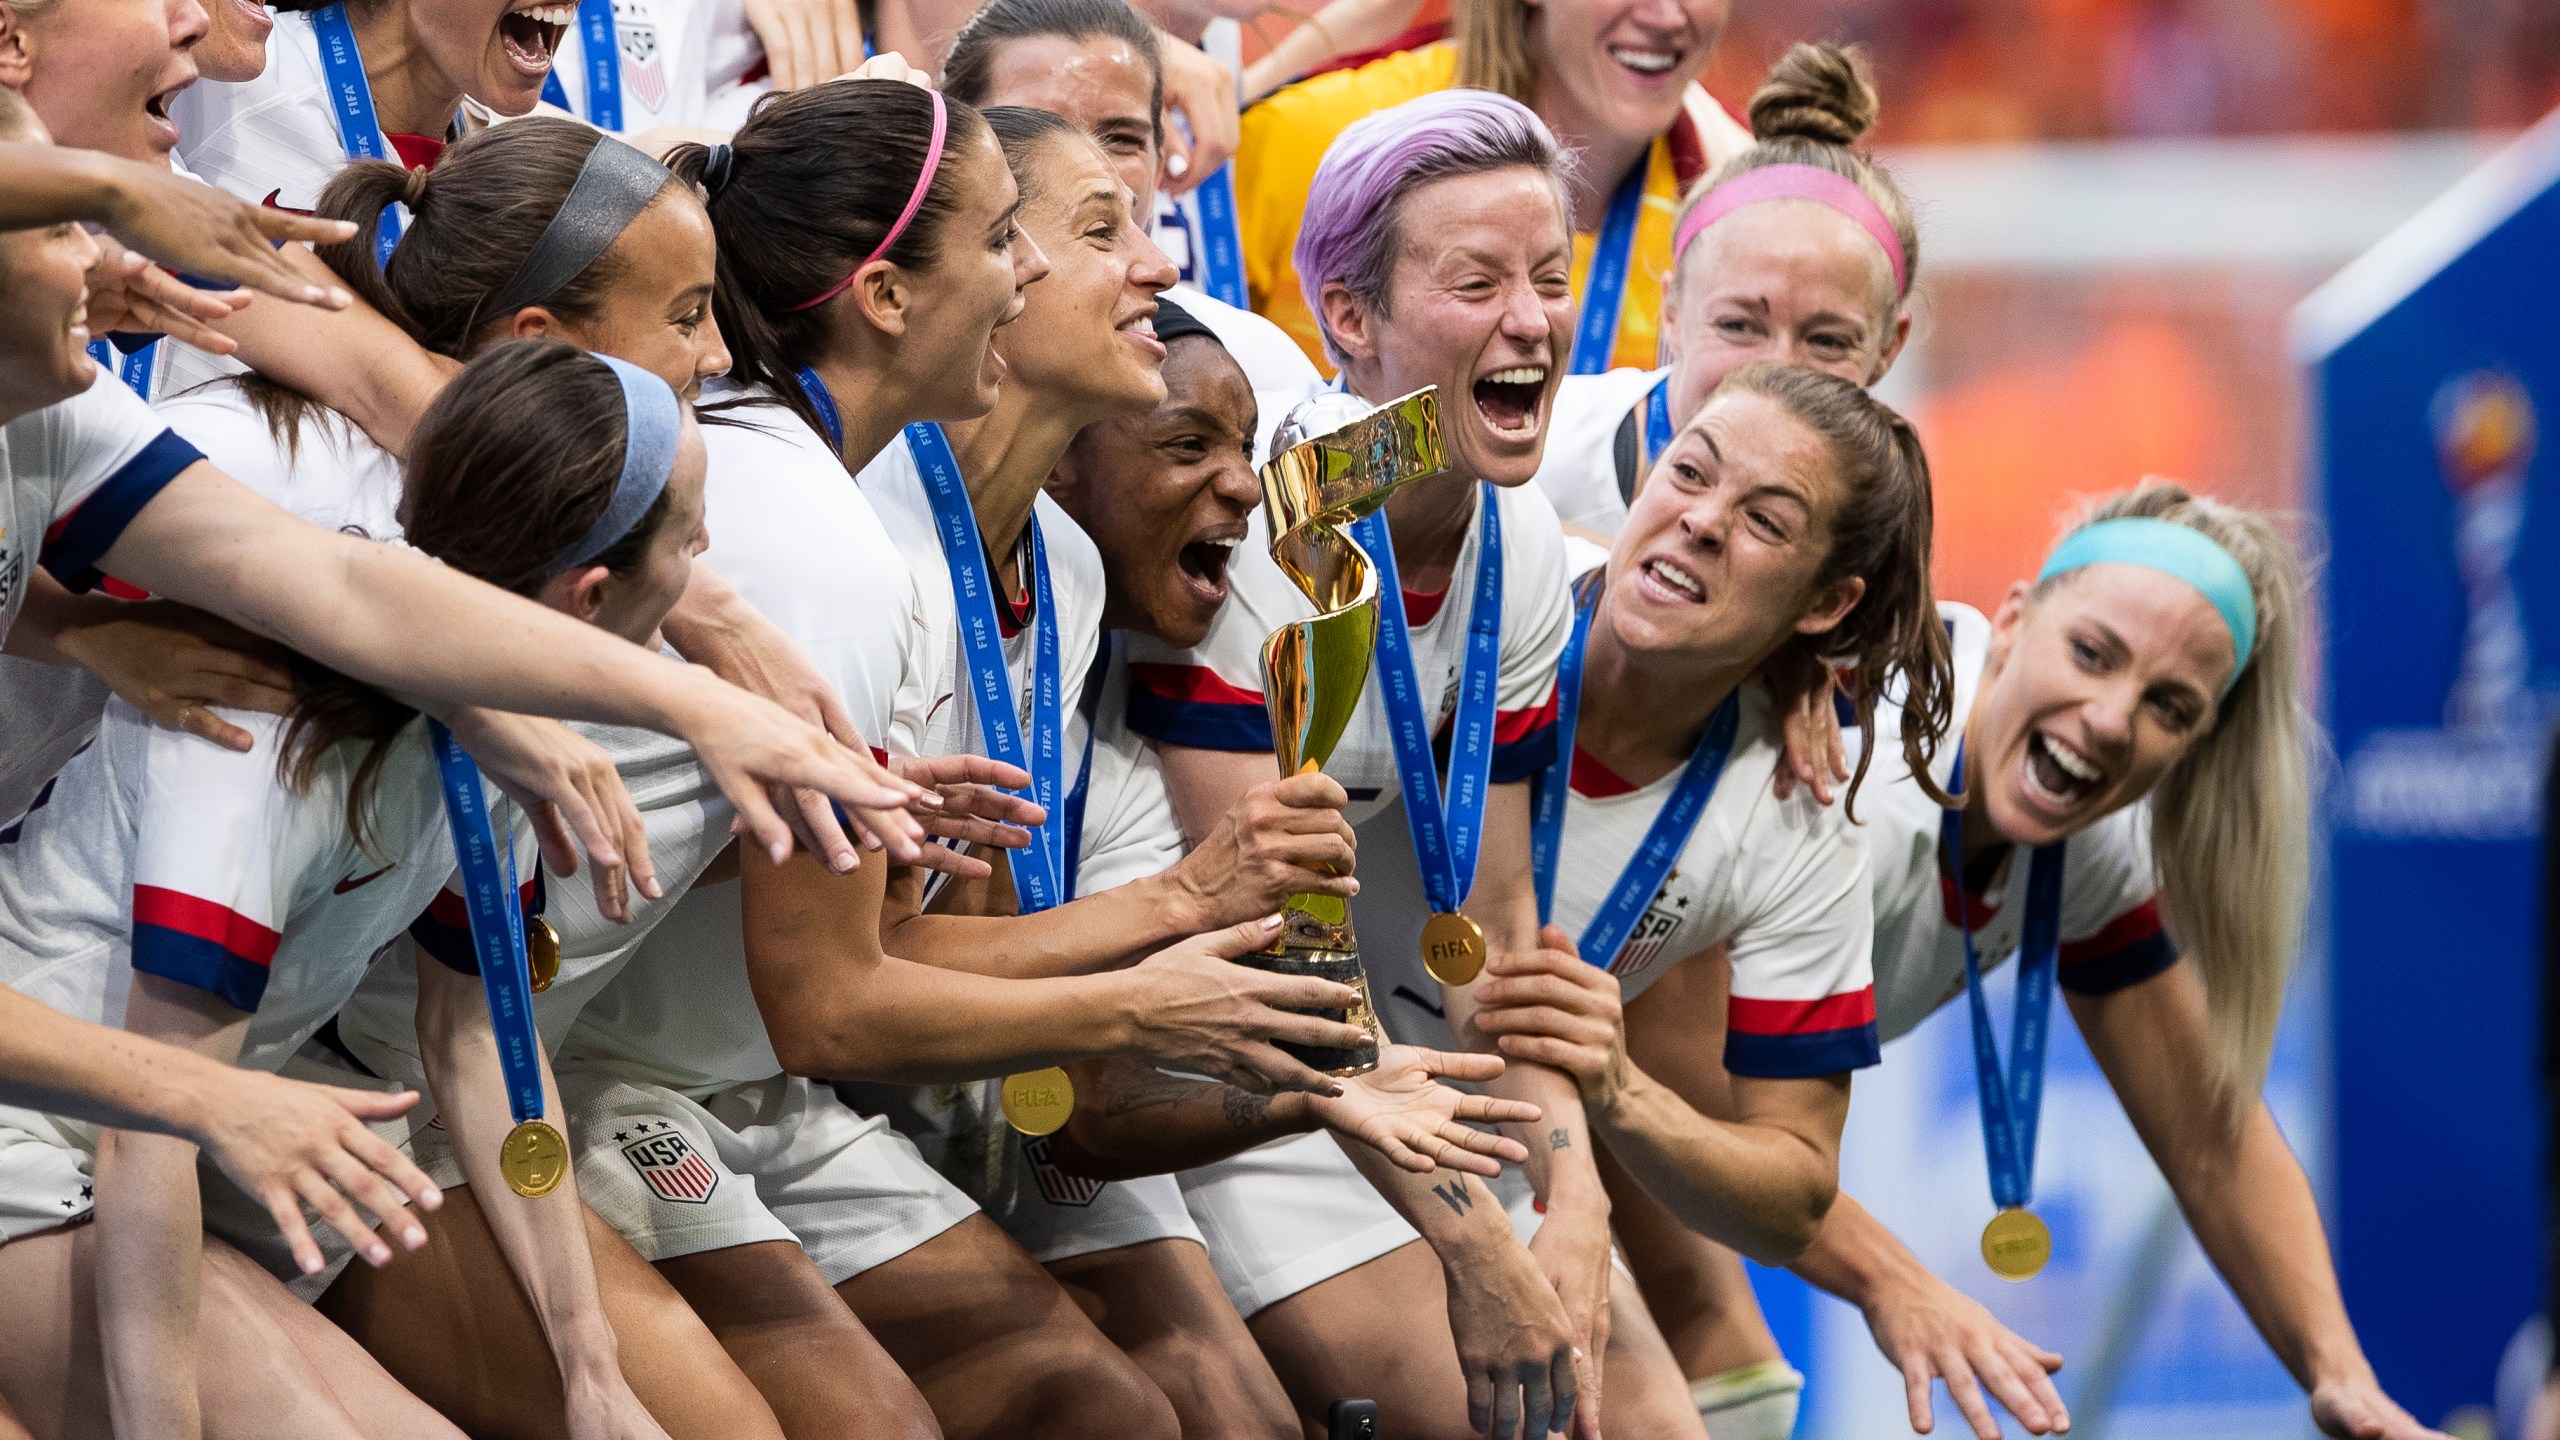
top-left (622, 1120), bottom-right (718, 1204)
top-left (1022, 1136), bottom-right (1104, 1208)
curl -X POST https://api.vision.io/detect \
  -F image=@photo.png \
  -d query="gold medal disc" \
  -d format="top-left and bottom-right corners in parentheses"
top-left (526, 916), bottom-right (561, 994)
top-left (500, 1119), bottom-right (569, 1198)
top-left (1980, 1206), bottom-right (2051, 1280)
top-left (999, 1067), bottom-right (1075, 1136)
top-left (1420, 911), bottom-right (1486, 986)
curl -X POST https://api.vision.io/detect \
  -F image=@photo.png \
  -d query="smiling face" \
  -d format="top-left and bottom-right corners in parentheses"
top-left (1525, 0), bottom-right (1727, 147)
top-left (1969, 564), bottom-right (2238, 846)
top-left (416, 0), bottom-right (568, 117)
top-left (1326, 166), bottom-right (1572, 487)
top-left (973, 32), bottom-right (1162, 219)
top-left (506, 190), bottom-right (730, 403)
top-left (195, 0), bottom-right (269, 81)
top-left (990, 133), bottom-right (1175, 421)
top-left (18, 0), bottom-right (203, 164)
top-left (1601, 386), bottom-right (1860, 670)
top-left (1664, 201), bottom-right (1906, 425)
top-left (867, 130), bottom-right (1048, 421)
top-left (1051, 334), bottom-right (1259, 646)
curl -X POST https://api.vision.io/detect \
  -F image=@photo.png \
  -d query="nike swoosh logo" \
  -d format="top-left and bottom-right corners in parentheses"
top-left (260, 189), bottom-right (315, 217)
top-left (333, 864), bottom-right (393, 894)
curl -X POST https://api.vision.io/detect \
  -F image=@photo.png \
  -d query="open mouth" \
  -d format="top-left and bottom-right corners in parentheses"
top-left (1607, 44), bottom-right (1685, 79)
top-left (2021, 730), bottom-right (2104, 809)
top-left (1634, 555), bottom-right (1705, 606)
top-left (500, 5), bottom-right (571, 73)
top-left (1471, 365), bottom-right (1546, 439)
top-left (1177, 529), bottom-right (1242, 604)
top-left (1117, 311), bottom-right (1165, 359)
top-left (143, 74), bottom-right (191, 146)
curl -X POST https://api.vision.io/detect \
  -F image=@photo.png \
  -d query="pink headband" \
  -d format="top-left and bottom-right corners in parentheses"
top-left (784, 87), bottom-right (950, 313)
top-left (1671, 163), bottom-right (1907, 295)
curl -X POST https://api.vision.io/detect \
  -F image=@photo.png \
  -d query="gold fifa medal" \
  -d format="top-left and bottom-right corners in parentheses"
top-left (526, 915), bottom-right (561, 994)
top-left (1420, 911), bottom-right (1486, 986)
top-left (1000, 1067), bottom-right (1075, 1136)
top-left (500, 1119), bottom-right (569, 1198)
top-left (1979, 1206), bottom-right (2051, 1280)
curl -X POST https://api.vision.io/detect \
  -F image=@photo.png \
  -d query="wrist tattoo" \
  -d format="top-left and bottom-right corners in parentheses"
top-left (1221, 1088), bottom-right (1273, 1131)
top-left (1430, 1177), bottom-right (1475, 1217)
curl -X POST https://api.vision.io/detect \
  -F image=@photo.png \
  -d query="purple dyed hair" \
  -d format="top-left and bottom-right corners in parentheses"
top-left (1292, 89), bottom-right (1570, 365)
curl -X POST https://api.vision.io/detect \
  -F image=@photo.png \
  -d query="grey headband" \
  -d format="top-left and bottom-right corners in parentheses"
top-left (483, 136), bottom-right (672, 320)
top-left (546, 354), bottom-right (683, 574)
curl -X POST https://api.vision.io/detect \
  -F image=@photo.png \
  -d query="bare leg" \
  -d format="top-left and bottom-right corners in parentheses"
top-left (1047, 1238), bottom-right (1296, 1440)
top-left (835, 1215), bottom-right (1178, 1440)
top-left (319, 1185), bottom-right (786, 1440)
top-left (0, 1224), bottom-right (462, 1440)
top-left (652, 1240), bottom-right (940, 1440)
top-left (1248, 1238), bottom-right (1701, 1440)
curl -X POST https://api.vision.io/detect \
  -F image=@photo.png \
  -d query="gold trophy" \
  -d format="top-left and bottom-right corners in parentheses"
top-left (1246, 388), bottom-right (1448, 1077)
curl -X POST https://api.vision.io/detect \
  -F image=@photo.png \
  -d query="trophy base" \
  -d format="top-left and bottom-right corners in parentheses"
top-left (1236, 949), bottom-right (1381, 1077)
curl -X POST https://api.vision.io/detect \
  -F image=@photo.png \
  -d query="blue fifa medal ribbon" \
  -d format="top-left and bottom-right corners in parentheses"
top-left (1942, 745), bottom-right (2065, 1274)
top-left (1568, 159), bottom-right (1649, 376)
top-left (86, 339), bottom-right (158, 400)
top-left (311, 3), bottom-right (408, 264)
top-left (1530, 575), bottom-right (1741, 964)
top-left (1189, 164), bottom-right (1248, 309)
top-left (1352, 485), bottom-right (1503, 924)
top-left (423, 720), bottom-right (549, 1133)
top-left (1644, 375), bottom-right (1674, 467)
top-left (1061, 638), bottom-right (1109, 902)
top-left (908, 420), bottom-right (1068, 912)
top-left (540, 0), bottom-right (623, 131)
top-left (795, 366), bottom-right (844, 450)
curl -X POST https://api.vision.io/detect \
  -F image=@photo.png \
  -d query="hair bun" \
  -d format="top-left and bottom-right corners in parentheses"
top-left (401, 164), bottom-right (432, 209)
top-left (1746, 42), bottom-right (1879, 148)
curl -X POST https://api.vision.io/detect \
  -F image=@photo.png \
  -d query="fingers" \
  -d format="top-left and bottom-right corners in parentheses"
top-left (1490, 1033), bottom-right (1598, 1076)
top-left (292, 1162), bottom-right (394, 1269)
top-left (1451, 1094), bottom-right (1542, 1129)
top-left (1270, 769), bottom-right (1350, 811)
top-left (1493, 1365), bottom-right (1526, 1440)
top-left (172, 701), bottom-right (257, 753)
top-left (1236, 1044), bottom-right (1347, 1097)
top-left (1550, 1346), bottom-right (1581, 1438)
top-left (730, 779), bottom-right (799, 866)
top-left (548, 791), bottom-right (636, 924)
top-left (1254, 1008), bottom-right (1372, 1055)
top-left (1970, 1343), bottom-right (2053, 1433)
top-left (1441, 1119), bottom-right (1530, 1164)
top-left (2014, 1348), bottom-right (2071, 1434)
top-left (1939, 1356), bottom-right (2006, 1440)
top-left (249, 204), bottom-right (360, 252)
top-left (1200, 913), bottom-right (1289, 960)
top-left (1414, 1047), bottom-right (1509, 1082)
top-left (916, 812), bottom-right (1034, 851)
top-left (317, 1141), bottom-right (429, 1251)
top-left (899, 840), bottom-right (995, 879)
top-left (794, 786), bottom-right (862, 873)
top-left (260, 1182), bottom-right (330, 1277)
top-left (328, 1087), bottom-right (422, 1121)
top-left (897, 751), bottom-right (1034, 791)
top-left (1421, 1128), bottom-right (1505, 1178)
top-left (1252, 970), bottom-right (1362, 1013)
top-left (1903, 1352), bottom-right (1939, 1434)
top-left (1467, 1366), bottom-right (1495, 1439)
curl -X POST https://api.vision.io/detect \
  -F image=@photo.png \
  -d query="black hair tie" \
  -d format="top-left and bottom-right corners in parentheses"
top-left (702, 142), bottom-right (736, 198)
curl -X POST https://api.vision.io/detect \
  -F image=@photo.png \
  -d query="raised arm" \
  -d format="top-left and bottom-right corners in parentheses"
top-left (0, 141), bottom-right (356, 306)
top-left (411, 947), bottom-right (668, 1439)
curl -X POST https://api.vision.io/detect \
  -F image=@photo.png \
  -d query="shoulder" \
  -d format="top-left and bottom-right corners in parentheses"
top-left (11, 365), bottom-right (186, 501)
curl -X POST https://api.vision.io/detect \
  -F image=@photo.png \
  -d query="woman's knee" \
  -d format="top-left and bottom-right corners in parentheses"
top-left (1016, 1337), bottom-right (1178, 1440)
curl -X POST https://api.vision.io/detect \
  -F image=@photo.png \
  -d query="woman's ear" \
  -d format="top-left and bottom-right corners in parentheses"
top-left (536, 564), bottom-right (612, 623)
top-left (851, 260), bottom-right (908, 339)
top-left (1870, 305), bottom-right (1913, 386)
top-left (1795, 574), bottom-right (1866, 638)
top-left (0, 4), bottom-right (37, 89)
top-left (506, 306), bottom-right (558, 341)
top-left (1318, 282), bottom-right (1378, 364)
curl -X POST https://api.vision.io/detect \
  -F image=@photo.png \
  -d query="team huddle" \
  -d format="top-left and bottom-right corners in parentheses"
top-left (0, 0), bottom-right (2448, 1438)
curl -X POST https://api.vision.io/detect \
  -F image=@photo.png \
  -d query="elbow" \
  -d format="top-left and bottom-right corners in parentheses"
top-left (1740, 1169), bottom-right (1839, 1268)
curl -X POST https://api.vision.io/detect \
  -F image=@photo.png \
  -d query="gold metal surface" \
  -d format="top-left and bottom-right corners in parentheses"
top-left (999, 1067), bottom-right (1075, 1137)
top-left (1980, 1207), bottom-right (2052, 1280)
top-left (501, 1119), bottom-right (568, 1198)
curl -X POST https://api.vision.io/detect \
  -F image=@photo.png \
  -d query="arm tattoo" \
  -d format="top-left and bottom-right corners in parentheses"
top-left (1221, 1088), bottom-right (1274, 1131)
top-left (1549, 1128), bottom-right (1572, 1151)
top-left (1431, 1177), bottom-right (1475, 1217)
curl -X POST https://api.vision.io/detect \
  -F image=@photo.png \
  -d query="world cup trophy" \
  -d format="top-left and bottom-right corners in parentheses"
top-left (1245, 387), bottom-right (1448, 1077)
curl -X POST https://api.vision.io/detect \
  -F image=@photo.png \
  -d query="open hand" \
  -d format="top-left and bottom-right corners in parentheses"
top-left (1308, 1043), bottom-right (1537, 1177)
top-left (55, 599), bottom-right (295, 753)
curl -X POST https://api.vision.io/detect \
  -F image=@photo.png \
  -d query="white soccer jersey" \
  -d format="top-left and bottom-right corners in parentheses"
top-left (1528, 366), bottom-right (1666, 537)
top-left (172, 10), bottom-right (422, 214)
top-left (1123, 397), bottom-right (1570, 828)
top-left (1071, 638), bottom-right (1184, 899)
top-left (1864, 604), bottom-right (2179, 1043)
top-left (156, 382), bottom-right (404, 542)
top-left (545, 0), bottom-right (771, 134)
top-left (0, 364), bottom-right (200, 649)
top-left (361, 385), bottom-right (919, 1098)
top-left (0, 703), bottom-right (452, 1078)
top-left (862, 430), bottom-right (1105, 787)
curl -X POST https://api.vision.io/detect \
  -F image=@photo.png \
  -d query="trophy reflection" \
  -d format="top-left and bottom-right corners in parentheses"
top-left (1246, 388), bottom-right (1448, 1077)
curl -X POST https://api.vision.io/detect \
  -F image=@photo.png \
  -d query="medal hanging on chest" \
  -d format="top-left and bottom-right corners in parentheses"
top-left (1353, 486), bottom-right (1504, 987)
top-left (1529, 574), bottom-right (1741, 968)
top-left (1942, 746), bottom-right (2066, 1280)
top-left (426, 720), bottom-right (567, 1198)
top-left (908, 422), bottom-right (1078, 1133)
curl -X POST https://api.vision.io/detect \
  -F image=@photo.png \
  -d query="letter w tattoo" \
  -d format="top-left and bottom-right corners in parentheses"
top-left (1431, 1178), bottom-right (1474, 1217)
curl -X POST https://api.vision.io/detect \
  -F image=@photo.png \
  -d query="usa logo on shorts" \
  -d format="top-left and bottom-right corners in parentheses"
top-left (621, 1121), bottom-right (718, 1204)
top-left (1022, 1137), bottom-right (1104, 1208)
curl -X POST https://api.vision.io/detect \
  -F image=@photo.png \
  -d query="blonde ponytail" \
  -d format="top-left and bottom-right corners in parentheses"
top-left (2050, 483), bottom-right (2314, 1101)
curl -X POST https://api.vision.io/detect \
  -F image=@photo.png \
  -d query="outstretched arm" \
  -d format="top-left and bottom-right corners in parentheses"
top-left (2071, 963), bottom-right (2450, 1440)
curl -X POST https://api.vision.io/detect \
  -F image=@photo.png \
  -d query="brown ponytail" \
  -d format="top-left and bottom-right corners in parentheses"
top-left (663, 81), bottom-right (993, 447)
top-left (1721, 363), bottom-right (1952, 817)
top-left (279, 341), bottom-right (677, 845)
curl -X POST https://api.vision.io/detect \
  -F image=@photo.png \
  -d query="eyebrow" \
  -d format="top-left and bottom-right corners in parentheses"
top-left (986, 197), bottom-right (1024, 236)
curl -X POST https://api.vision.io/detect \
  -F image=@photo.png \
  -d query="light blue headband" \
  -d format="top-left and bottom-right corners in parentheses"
top-left (547, 353), bottom-right (682, 575)
top-left (2038, 517), bottom-right (2257, 693)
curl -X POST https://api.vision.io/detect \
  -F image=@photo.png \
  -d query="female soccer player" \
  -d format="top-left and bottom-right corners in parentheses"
top-left (1598, 484), bottom-right (2447, 1440)
top-left (1128, 89), bottom-right (1695, 1438)
top-left (1037, 295), bottom-right (1547, 1440)
top-left (1225, 0), bottom-right (1748, 372)
top-left (0, 340), bottom-right (703, 1440)
top-left (1532, 42), bottom-right (1917, 540)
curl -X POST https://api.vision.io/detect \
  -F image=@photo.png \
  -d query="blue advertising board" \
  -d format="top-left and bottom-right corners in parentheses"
top-left (2293, 109), bottom-right (2560, 1430)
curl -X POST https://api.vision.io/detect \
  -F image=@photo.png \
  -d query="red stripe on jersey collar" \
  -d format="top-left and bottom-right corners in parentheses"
top-left (1401, 585), bottom-right (1448, 627)
top-left (1568, 746), bottom-right (1640, 798)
